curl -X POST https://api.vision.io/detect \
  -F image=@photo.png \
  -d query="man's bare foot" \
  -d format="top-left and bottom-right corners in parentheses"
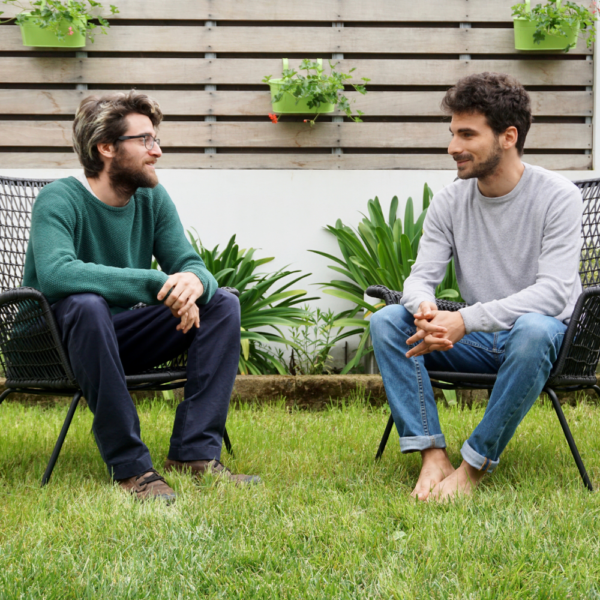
top-left (411, 448), bottom-right (455, 501)
top-left (428, 460), bottom-right (485, 502)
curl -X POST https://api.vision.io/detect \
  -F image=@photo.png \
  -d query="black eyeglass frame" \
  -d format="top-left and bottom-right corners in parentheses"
top-left (116, 134), bottom-right (161, 150)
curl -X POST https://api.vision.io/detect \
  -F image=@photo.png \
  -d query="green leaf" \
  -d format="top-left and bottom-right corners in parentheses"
top-left (322, 289), bottom-right (377, 313)
top-left (332, 318), bottom-right (370, 329)
top-left (388, 195), bottom-right (399, 228)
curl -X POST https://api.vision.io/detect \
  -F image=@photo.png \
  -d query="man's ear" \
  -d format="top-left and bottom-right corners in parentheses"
top-left (97, 141), bottom-right (117, 159)
top-left (501, 126), bottom-right (519, 151)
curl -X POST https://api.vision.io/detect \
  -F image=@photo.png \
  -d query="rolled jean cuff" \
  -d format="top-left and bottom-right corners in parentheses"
top-left (461, 441), bottom-right (499, 473)
top-left (399, 434), bottom-right (446, 453)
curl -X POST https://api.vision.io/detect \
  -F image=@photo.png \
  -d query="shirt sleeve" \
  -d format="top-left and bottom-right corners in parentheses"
top-left (458, 187), bottom-right (583, 333)
top-left (152, 191), bottom-right (218, 305)
top-left (400, 197), bottom-right (453, 315)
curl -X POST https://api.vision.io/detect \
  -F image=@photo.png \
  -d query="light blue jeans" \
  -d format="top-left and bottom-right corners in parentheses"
top-left (370, 305), bottom-right (567, 472)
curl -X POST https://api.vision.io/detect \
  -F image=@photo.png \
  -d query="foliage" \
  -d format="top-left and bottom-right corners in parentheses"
top-left (286, 305), bottom-right (338, 375)
top-left (511, 0), bottom-right (597, 50)
top-left (263, 59), bottom-right (369, 125)
top-left (0, 0), bottom-right (119, 42)
top-left (184, 231), bottom-right (316, 375)
top-left (310, 185), bottom-right (463, 373)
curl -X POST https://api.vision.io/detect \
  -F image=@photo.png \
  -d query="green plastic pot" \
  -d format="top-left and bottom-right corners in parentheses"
top-left (513, 0), bottom-right (580, 51)
top-left (18, 0), bottom-right (87, 49)
top-left (268, 58), bottom-right (336, 115)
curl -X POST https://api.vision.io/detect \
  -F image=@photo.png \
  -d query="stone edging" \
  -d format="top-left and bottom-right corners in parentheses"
top-left (1, 375), bottom-right (597, 408)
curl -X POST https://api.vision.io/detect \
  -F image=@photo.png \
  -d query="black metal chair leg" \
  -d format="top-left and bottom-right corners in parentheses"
top-left (545, 387), bottom-right (593, 492)
top-left (41, 390), bottom-right (82, 487)
top-left (0, 388), bottom-right (14, 405)
top-left (375, 414), bottom-right (395, 460)
top-left (592, 385), bottom-right (600, 400)
top-left (223, 425), bottom-right (234, 457)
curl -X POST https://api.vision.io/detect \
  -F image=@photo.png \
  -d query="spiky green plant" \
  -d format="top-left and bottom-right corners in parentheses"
top-left (187, 232), bottom-right (316, 375)
top-left (310, 184), bottom-right (462, 373)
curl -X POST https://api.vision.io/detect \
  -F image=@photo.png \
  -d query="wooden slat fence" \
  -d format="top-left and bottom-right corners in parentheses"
top-left (0, 0), bottom-right (594, 170)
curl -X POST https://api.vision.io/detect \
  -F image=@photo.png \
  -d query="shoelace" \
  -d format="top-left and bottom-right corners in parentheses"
top-left (136, 468), bottom-right (167, 488)
top-left (208, 460), bottom-right (231, 474)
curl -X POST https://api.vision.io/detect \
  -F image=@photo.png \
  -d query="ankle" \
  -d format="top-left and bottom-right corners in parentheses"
top-left (460, 461), bottom-right (486, 486)
top-left (421, 448), bottom-right (451, 467)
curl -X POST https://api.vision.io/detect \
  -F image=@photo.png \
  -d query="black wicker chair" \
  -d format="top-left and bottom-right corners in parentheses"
top-left (0, 175), bottom-right (234, 486)
top-left (368, 177), bottom-right (600, 492)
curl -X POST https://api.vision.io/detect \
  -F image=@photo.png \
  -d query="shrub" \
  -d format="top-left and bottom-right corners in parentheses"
top-left (186, 232), bottom-right (316, 375)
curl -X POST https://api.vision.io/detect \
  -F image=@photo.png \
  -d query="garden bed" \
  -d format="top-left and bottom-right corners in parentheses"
top-left (1, 375), bottom-right (597, 408)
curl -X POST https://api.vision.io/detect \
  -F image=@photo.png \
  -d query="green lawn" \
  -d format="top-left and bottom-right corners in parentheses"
top-left (0, 396), bottom-right (599, 599)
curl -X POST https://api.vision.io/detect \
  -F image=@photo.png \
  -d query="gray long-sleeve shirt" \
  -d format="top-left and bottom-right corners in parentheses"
top-left (401, 163), bottom-right (583, 333)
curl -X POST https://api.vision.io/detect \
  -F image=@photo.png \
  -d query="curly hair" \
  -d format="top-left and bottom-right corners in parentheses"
top-left (72, 91), bottom-right (163, 177)
top-left (441, 72), bottom-right (532, 155)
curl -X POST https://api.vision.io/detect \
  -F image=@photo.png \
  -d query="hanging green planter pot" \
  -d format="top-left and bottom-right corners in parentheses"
top-left (513, 0), bottom-right (579, 51)
top-left (268, 58), bottom-right (336, 115)
top-left (19, 14), bottom-right (87, 48)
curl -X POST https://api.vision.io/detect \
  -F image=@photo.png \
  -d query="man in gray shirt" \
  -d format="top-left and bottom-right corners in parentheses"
top-left (370, 72), bottom-right (583, 501)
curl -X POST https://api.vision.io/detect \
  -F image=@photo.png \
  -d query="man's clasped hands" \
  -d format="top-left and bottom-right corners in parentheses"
top-left (157, 272), bottom-right (205, 334)
top-left (406, 301), bottom-right (467, 358)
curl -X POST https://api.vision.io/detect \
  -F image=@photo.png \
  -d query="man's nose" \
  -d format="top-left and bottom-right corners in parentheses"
top-left (150, 142), bottom-right (162, 157)
top-left (448, 135), bottom-right (461, 156)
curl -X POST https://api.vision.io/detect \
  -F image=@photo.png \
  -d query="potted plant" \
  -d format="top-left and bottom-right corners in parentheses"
top-left (263, 58), bottom-right (369, 125)
top-left (511, 0), bottom-right (597, 51)
top-left (0, 0), bottom-right (118, 48)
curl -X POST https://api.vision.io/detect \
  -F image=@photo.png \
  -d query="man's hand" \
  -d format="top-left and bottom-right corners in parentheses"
top-left (171, 302), bottom-right (199, 334)
top-left (157, 272), bottom-right (204, 316)
top-left (406, 302), bottom-right (466, 358)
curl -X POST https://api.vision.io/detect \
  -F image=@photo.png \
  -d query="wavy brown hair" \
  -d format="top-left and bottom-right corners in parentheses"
top-left (72, 91), bottom-right (163, 177)
top-left (441, 72), bottom-right (532, 155)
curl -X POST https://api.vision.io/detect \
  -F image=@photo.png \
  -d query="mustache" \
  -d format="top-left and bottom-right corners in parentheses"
top-left (453, 154), bottom-right (473, 162)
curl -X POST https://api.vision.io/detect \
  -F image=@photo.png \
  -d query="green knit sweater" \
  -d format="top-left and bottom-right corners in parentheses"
top-left (23, 177), bottom-right (218, 314)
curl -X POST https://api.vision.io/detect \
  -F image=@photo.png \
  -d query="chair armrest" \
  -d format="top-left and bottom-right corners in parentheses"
top-left (366, 284), bottom-right (467, 312)
top-left (366, 285), bottom-right (403, 306)
top-left (0, 287), bottom-right (76, 387)
top-left (549, 286), bottom-right (600, 384)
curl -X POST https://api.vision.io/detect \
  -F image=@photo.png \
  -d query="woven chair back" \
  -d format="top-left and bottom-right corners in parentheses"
top-left (0, 177), bottom-right (53, 292)
top-left (577, 179), bottom-right (600, 289)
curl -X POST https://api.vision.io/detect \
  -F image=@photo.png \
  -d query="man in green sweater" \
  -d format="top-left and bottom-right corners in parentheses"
top-left (23, 91), bottom-right (258, 501)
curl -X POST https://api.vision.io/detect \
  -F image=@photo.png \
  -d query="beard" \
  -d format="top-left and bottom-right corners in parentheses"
top-left (454, 139), bottom-right (503, 180)
top-left (108, 147), bottom-right (159, 200)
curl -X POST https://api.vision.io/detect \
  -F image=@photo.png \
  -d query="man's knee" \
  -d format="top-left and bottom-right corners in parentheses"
top-left (57, 293), bottom-right (111, 321)
top-left (508, 313), bottom-right (566, 358)
top-left (203, 288), bottom-right (241, 325)
top-left (370, 304), bottom-right (414, 342)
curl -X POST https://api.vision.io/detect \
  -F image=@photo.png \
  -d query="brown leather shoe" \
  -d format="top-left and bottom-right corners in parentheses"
top-left (164, 458), bottom-right (261, 486)
top-left (118, 468), bottom-right (177, 503)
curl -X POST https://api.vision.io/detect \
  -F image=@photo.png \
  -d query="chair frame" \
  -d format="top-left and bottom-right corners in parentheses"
top-left (0, 176), bottom-right (233, 486)
top-left (368, 177), bottom-right (600, 492)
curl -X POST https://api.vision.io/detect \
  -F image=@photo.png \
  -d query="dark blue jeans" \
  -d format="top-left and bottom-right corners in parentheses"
top-left (52, 289), bottom-right (241, 480)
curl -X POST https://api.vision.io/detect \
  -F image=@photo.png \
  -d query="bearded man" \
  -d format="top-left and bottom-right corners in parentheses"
top-left (23, 91), bottom-right (259, 502)
top-left (370, 73), bottom-right (583, 501)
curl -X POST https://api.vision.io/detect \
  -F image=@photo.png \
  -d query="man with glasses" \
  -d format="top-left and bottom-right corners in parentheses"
top-left (23, 91), bottom-right (259, 502)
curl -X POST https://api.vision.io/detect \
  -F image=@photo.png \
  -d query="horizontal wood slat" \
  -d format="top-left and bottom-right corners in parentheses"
top-left (0, 58), bottom-right (592, 86)
top-left (0, 121), bottom-right (591, 149)
top-left (0, 152), bottom-right (590, 171)
top-left (0, 90), bottom-right (592, 117)
top-left (0, 25), bottom-right (591, 54)
top-left (0, 0), bottom-right (524, 23)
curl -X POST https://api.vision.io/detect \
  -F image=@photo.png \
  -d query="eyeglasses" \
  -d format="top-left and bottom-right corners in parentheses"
top-left (116, 134), bottom-right (161, 150)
